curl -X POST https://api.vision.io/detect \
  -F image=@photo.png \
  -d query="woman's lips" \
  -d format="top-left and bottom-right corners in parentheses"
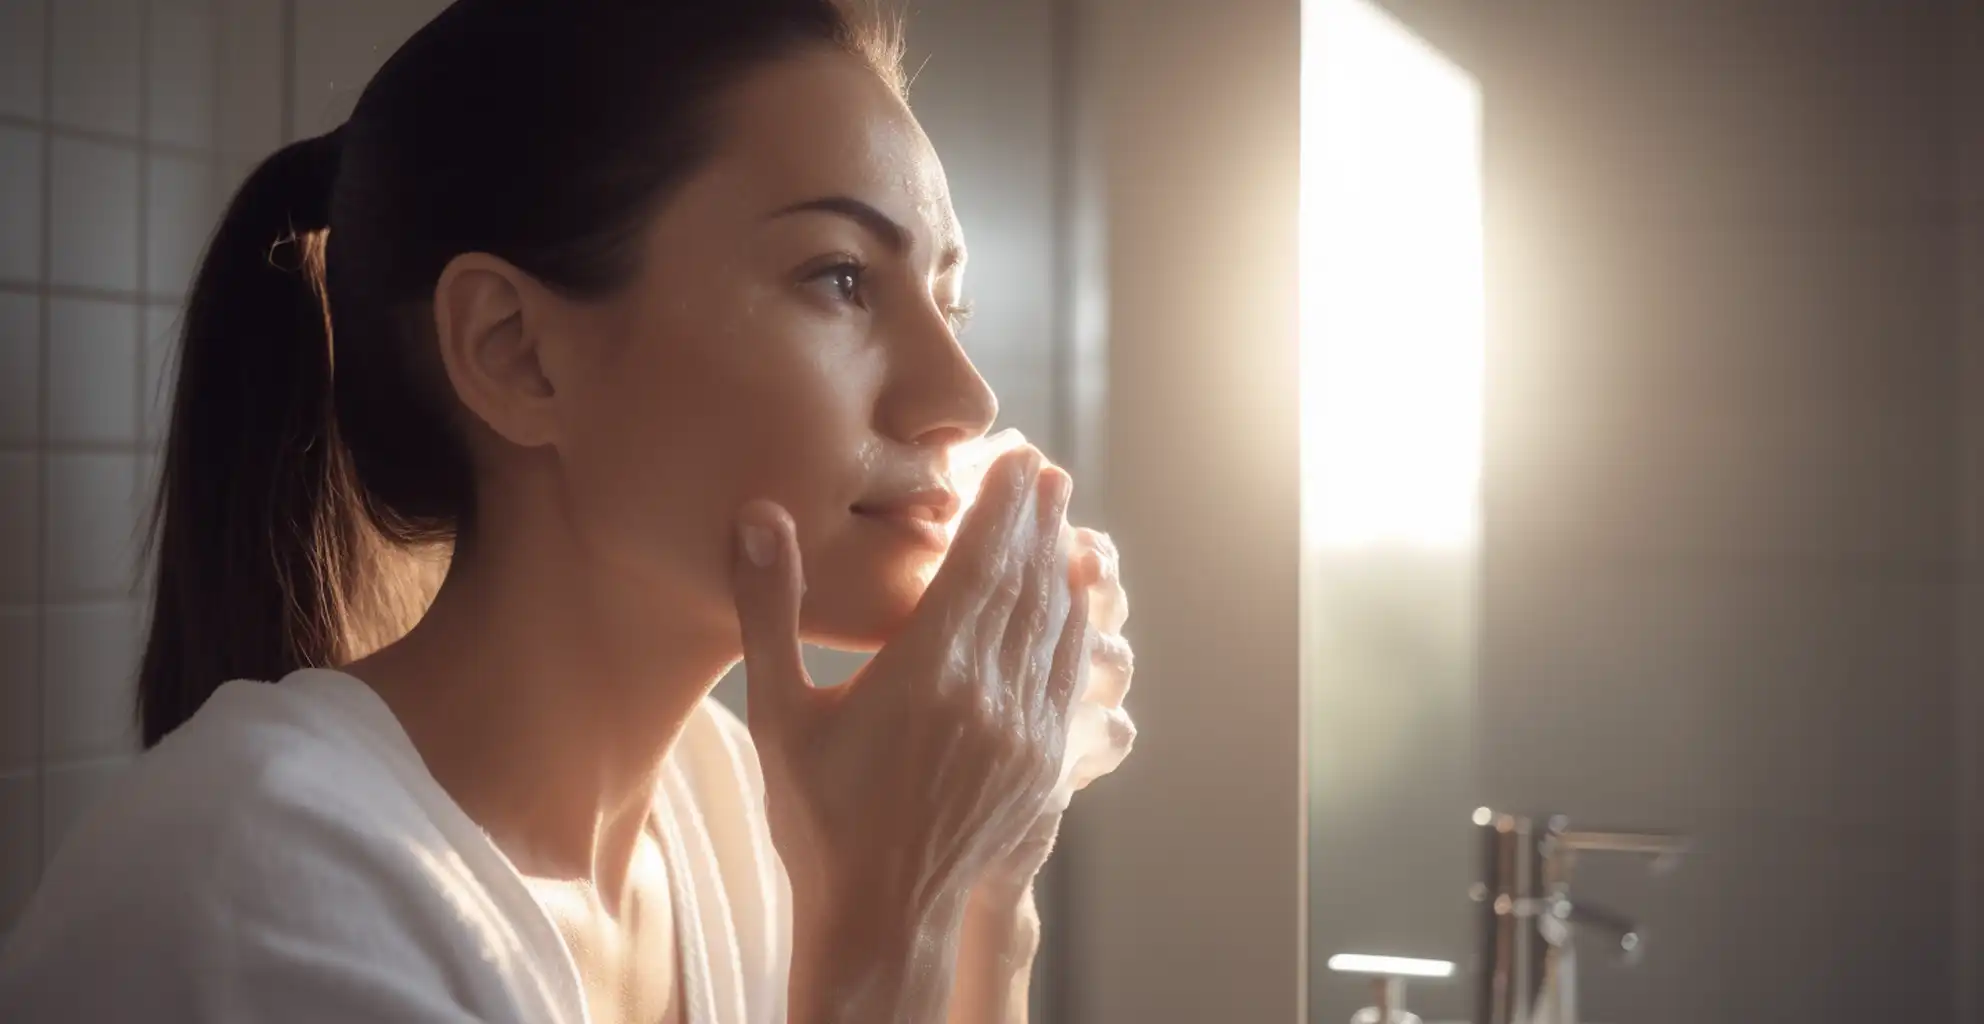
top-left (852, 491), bottom-right (958, 553)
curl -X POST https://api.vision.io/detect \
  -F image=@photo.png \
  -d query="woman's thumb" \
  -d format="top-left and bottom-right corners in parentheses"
top-left (733, 501), bottom-right (811, 726)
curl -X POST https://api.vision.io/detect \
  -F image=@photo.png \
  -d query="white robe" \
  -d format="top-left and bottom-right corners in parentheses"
top-left (0, 668), bottom-right (791, 1024)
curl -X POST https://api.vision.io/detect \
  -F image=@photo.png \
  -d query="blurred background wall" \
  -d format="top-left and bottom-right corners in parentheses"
top-left (1064, 2), bottom-right (1306, 1023)
top-left (1077, 1), bottom-right (1984, 1022)
top-left (1463, 2), bottom-right (1964, 1020)
top-left (1291, 2), bottom-right (1981, 1021)
top-left (1957, 1), bottom-right (1983, 1019)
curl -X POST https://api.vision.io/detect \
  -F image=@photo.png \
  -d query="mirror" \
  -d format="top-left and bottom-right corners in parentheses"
top-left (1301, 0), bottom-right (1482, 1019)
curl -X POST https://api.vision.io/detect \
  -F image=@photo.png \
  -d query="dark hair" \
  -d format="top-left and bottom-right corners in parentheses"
top-left (138, 0), bottom-right (905, 746)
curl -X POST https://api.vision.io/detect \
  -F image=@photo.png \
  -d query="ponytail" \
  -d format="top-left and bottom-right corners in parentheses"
top-left (137, 130), bottom-right (366, 747)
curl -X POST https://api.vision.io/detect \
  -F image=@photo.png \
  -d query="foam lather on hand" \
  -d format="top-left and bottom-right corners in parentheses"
top-left (946, 430), bottom-right (1137, 814)
top-left (943, 428), bottom-right (1034, 545)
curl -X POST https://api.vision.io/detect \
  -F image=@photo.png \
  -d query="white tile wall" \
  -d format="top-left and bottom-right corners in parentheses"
top-left (42, 756), bottom-right (131, 860)
top-left (145, 0), bottom-right (216, 149)
top-left (0, 776), bottom-right (37, 926)
top-left (0, 454), bottom-right (36, 604)
top-left (45, 454), bottom-right (139, 599)
top-left (142, 304), bottom-right (177, 442)
top-left (0, 127), bottom-right (42, 282)
top-left (144, 153), bottom-right (214, 298)
top-left (0, 0), bottom-right (48, 122)
top-left (3, 0), bottom-right (288, 925)
top-left (49, 0), bottom-right (143, 137)
top-left (42, 603), bottom-right (140, 762)
top-left (133, 453), bottom-right (159, 593)
top-left (0, 292), bottom-right (39, 441)
top-left (49, 136), bottom-right (140, 291)
top-left (0, 610), bottom-right (37, 772)
top-left (214, 0), bottom-right (283, 157)
top-left (47, 299), bottom-right (139, 444)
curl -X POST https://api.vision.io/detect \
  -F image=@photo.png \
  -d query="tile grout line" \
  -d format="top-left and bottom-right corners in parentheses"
top-left (135, 0), bottom-right (153, 636)
top-left (0, 112), bottom-right (212, 162)
top-left (1954, 3), bottom-right (1983, 1019)
top-left (31, 0), bottom-right (52, 885)
top-left (280, 0), bottom-right (296, 145)
top-left (6, 596), bottom-right (147, 615)
top-left (0, 441), bottom-right (163, 456)
top-left (0, 278), bottom-right (188, 305)
top-left (0, 753), bottom-right (139, 788)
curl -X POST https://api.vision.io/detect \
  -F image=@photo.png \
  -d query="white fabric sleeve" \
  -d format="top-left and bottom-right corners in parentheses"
top-left (1, 775), bottom-right (536, 1024)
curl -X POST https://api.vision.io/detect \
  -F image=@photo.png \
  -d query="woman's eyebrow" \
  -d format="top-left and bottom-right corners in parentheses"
top-left (770, 196), bottom-right (966, 271)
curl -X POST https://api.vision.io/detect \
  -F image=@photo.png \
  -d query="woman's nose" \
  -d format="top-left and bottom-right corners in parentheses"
top-left (877, 309), bottom-right (1000, 447)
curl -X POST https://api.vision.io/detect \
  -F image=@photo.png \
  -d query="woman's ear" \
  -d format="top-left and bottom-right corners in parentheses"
top-left (431, 252), bottom-right (564, 449)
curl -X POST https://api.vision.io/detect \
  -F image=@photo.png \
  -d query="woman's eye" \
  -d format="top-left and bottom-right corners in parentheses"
top-left (812, 262), bottom-right (865, 306)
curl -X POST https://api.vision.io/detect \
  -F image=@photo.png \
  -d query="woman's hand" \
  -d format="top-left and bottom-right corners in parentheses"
top-left (947, 526), bottom-right (1137, 1024)
top-left (730, 447), bottom-right (1089, 1023)
top-left (1060, 527), bottom-right (1137, 794)
top-left (973, 526), bottom-right (1137, 902)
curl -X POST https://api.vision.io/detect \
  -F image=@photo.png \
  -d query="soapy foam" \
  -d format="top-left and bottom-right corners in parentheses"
top-left (941, 429), bottom-right (1134, 811)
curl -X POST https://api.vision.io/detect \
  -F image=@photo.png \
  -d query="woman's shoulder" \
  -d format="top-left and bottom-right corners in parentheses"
top-left (0, 671), bottom-right (564, 1023)
top-left (8, 672), bottom-right (455, 941)
top-left (51, 671), bottom-right (445, 868)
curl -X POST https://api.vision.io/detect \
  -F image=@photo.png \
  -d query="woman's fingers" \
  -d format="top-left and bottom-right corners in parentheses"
top-left (1001, 468), bottom-right (1073, 706)
top-left (1074, 527), bottom-right (1130, 634)
top-left (1066, 703), bottom-right (1136, 793)
top-left (731, 501), bottom-right (812, 731)
top-left (1085, 630), bottom-right (1134, 709)
top-left (964, 477), bottom-right (1046, 709)
top-left (922, 446), bottom-right (1041, 613)
top-left (1043, 575), bottom-right (1091, 733)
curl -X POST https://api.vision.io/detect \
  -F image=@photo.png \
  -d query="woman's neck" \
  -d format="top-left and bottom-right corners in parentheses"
top-left (347, 527), bottom-right (737, 908)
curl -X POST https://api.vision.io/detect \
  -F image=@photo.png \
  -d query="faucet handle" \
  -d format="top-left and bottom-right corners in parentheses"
top-left (1541, 817), bottom-right (1691, 876)
top-left (1559, 898), bottom-right (1645, 964)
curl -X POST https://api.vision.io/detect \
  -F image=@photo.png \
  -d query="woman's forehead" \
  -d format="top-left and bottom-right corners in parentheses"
top-left (699, 49), bottom-right (962, 255)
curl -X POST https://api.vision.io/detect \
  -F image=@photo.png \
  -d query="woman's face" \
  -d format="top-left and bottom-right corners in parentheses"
top-left (539, 47), bottom-right (997, 650)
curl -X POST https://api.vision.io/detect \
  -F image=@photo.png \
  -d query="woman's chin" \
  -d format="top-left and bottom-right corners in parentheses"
top-left (796, 557), bottom-right (937, 652)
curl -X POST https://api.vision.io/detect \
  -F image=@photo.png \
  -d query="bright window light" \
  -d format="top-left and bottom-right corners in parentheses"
top-left (1326, 953), bottom-right (1459, 979)
top-left (1300, 0), bottom-right (1484, 550)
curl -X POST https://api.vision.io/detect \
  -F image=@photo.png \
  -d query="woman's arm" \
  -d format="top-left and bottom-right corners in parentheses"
top-left (944, 809), bottom-right (1061, 1024)
top-left (787, 892), bottom-right (972, 1024)
top-left (784, 886), bottom-right (1038, 1024)
top-left (946, 888), bottom-right (1044, 1024)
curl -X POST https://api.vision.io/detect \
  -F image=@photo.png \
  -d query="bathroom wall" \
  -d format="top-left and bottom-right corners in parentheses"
top-left (1437, 1), bottom-right (1967, 1020)
top-left (1958, 1), bottom-right (1984, 1018)
top-left (1071, 1), bottom-right (1978, 1023)
top-left (1065, 2), bottom-right (1308, 1023)
top-left (0, 0), bottom-right (287, 940)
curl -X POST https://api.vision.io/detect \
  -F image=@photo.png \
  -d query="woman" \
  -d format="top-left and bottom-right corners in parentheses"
top-left (0, 1), bottom-right (1136, 1022)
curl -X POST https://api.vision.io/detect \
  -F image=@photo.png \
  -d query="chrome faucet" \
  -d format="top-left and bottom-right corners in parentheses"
top-left (1471, 809), bottom-right (1689, 1024)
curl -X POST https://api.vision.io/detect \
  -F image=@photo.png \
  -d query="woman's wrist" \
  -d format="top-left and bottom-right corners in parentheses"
top-left (964, 883), bottom-right (1039, 960)
top-left (948, 886), bottom-right (1041, 1024)
top-left (789, 882), bottom-right (971, 1024)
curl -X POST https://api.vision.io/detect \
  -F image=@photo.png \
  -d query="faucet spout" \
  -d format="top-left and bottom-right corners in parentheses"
top-left (1471, 810), bottom-right (1687, 1024)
